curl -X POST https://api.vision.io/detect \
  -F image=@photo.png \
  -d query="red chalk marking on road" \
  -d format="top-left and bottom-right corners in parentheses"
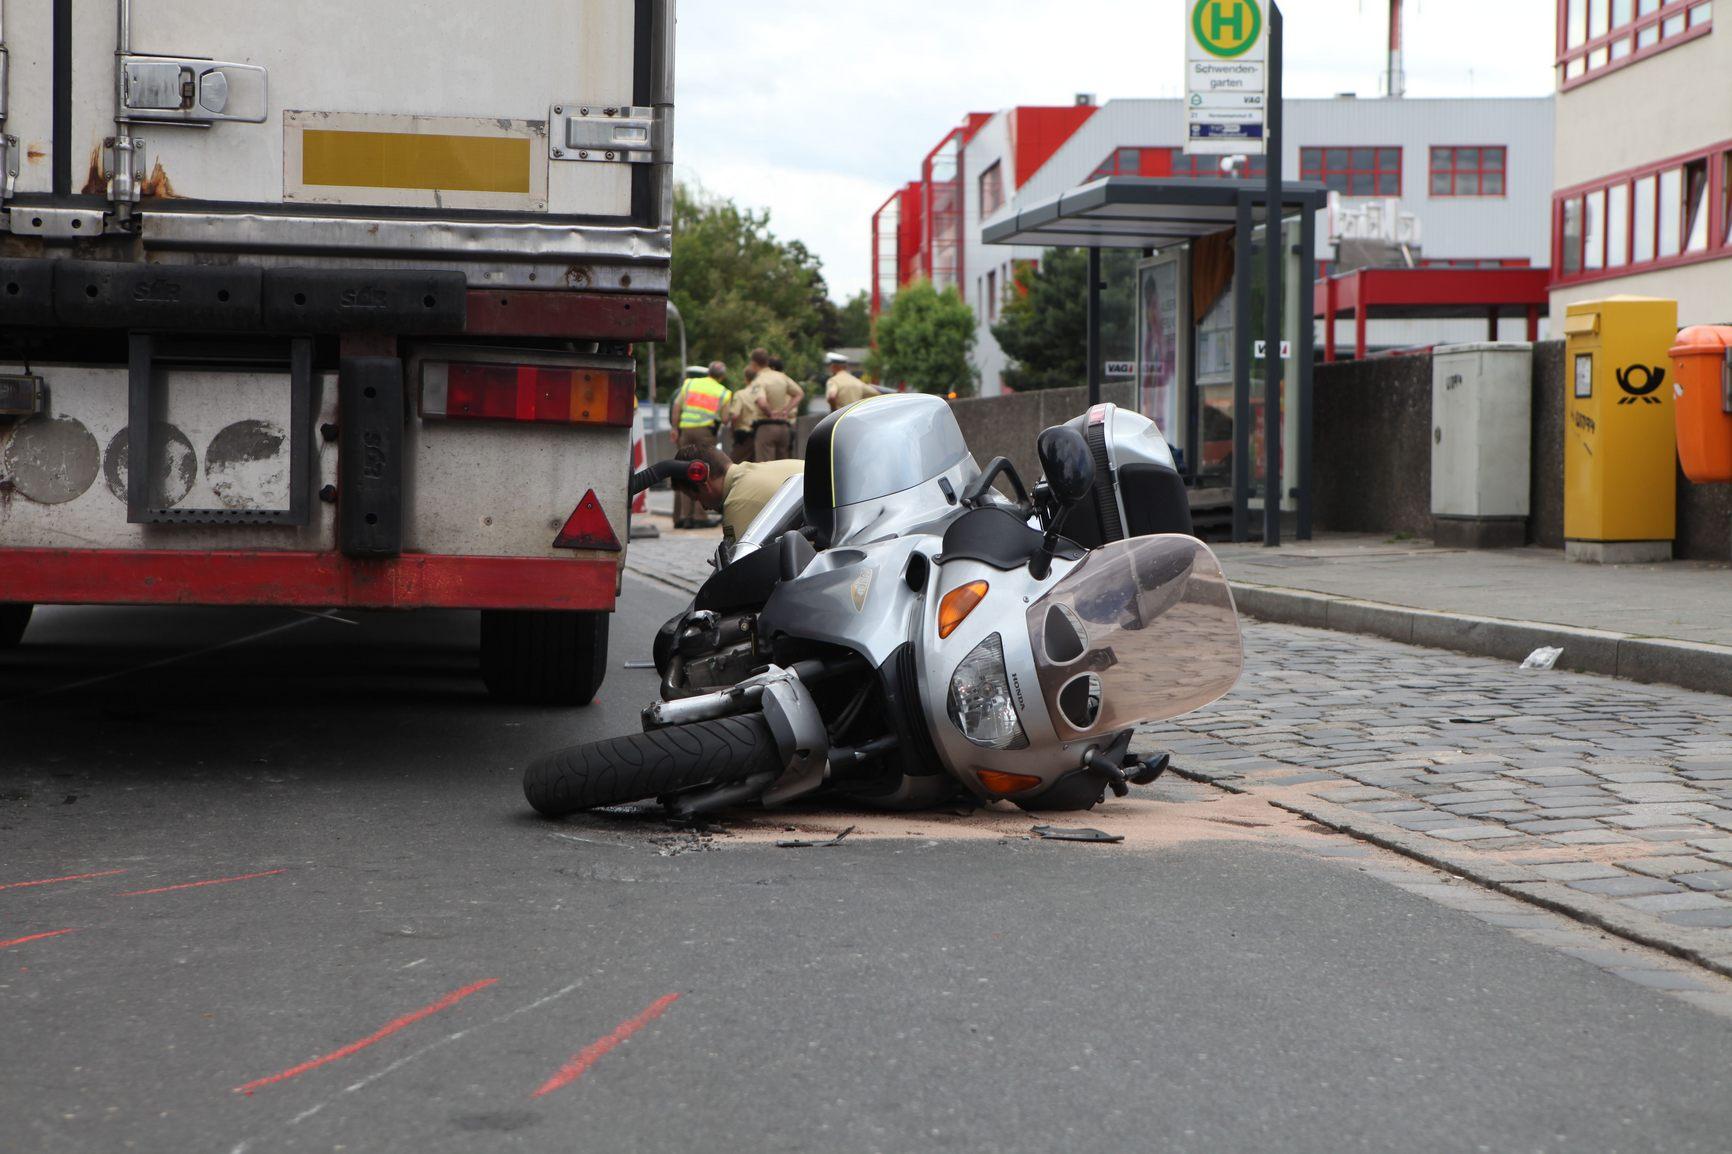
top-left (530, 993), bottom-right (682, 1100)
top-left (233, 978), bottom-right (498, 1096)
top-left (0, 869), bottom-right (127, 892)
top-left (118, 869), bottom-right (286, 897)
top-left (0, 929), bottom-right (77, 949)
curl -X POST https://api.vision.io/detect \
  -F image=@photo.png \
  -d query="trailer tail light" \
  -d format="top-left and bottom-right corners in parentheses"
top-left (553, 489), bottom-right (621, 552)
top-left (421, 362), bottom-right (635, 427)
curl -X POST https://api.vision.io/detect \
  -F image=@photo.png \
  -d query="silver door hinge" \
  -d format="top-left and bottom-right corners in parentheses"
top-left (549, 105), bottom-right (667, 164)
top-left (120, 55), bottom-right (267, 125)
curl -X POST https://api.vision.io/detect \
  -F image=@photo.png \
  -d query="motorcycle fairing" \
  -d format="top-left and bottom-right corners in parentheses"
top-left (756, 536), bottom-right (933, 670)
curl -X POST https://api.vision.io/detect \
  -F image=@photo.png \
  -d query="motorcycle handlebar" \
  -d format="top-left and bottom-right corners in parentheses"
top-left (630, 458), bottom-right (707, 497)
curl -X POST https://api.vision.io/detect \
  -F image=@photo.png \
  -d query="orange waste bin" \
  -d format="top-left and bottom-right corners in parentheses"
top-left (1671, 325), bottom-right (1732, 484)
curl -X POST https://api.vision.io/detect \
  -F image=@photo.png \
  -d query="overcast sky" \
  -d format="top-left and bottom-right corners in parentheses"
top-left (672, 1), bottom-right (1557, 302)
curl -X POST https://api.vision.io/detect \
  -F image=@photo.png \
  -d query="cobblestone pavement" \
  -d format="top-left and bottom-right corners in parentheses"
top-left (1150, 622), bottom-right (1732, 974)
top-left (624, 522), bottom-right (731, 596)
top-left (626, 525), bottom-right (1732, 974)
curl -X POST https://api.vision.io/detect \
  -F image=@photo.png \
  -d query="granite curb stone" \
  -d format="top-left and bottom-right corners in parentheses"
top-left (1231, 580), bottom-right (1732, 697)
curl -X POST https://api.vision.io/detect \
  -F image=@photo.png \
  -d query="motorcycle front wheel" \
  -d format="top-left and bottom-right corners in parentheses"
top-left (523, 714), bottom-right (783, 817)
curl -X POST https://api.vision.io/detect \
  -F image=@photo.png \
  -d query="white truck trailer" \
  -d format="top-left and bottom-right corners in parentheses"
top-left (0, 0), bottom-right (675, 704)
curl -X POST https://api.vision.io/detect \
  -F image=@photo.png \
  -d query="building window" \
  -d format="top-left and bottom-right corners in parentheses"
top-left (1087, 147), bottom-right (1271, 181)
top-left (1168, 149), bottom-right (1267, 178)
top-left (1561, 197), bottom-right (1583, 274)
top-left (1430, 147), bottom-right (1506, 197)
top-left (1558, 0), bottom-right (1710, 88)
top-left (1685, 158), bottom-right (1711, 251)
top-left (1300, 147), bottom-right (1402, 196)
top-left (1090, 148), bottom-right (1145, 179)
top-left (1607, 182), bottom-right (1629, 265)
top-left (978, 161), bottom-right (1004, 217)
top-left (1553, 138), bottom-right (1732, 284)
top-left (1632, 174), bottom-right (1655, 262)
top-left (987, 268), bottom-right (998, 322)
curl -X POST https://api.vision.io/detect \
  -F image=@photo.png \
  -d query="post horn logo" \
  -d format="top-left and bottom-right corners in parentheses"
top-left (1616, 364), bottom-right (1665, 406)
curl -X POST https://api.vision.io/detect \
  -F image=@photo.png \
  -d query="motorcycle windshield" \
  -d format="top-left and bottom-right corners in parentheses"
top-left (1025, 535), bottom-right (1243, 742)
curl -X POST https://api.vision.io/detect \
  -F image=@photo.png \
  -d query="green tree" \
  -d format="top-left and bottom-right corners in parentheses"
top-left (836, 290), bottom-right (872, 348)
top-left (990, 248), bottom-right (1138, 391)
top-left (649, 184), bottom-right (835, 396)
top-left (873, 278), bottom-right (978, 397)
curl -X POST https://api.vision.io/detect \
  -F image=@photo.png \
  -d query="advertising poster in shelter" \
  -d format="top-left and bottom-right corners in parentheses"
top-left (1138, 257), bottom-right (1180, 443)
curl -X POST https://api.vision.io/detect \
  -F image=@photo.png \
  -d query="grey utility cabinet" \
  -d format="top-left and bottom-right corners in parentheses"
top-left (1431, 342), bottom-right (1534, 549)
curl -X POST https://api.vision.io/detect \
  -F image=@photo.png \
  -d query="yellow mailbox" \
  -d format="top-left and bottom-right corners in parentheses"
top-left (1563, 296), bottom-right (1679, 563)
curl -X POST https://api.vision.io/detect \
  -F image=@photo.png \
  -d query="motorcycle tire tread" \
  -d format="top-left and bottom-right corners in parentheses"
top-left (523, 714), bottom-right (783, 817)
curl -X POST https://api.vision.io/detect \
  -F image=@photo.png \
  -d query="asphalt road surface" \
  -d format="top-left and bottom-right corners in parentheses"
top-left (2, 577), bottom-right (1731, 1153)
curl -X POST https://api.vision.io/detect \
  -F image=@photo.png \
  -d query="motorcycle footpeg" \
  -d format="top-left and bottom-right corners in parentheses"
top-left (1129, 753), bottom-right (1170, 786)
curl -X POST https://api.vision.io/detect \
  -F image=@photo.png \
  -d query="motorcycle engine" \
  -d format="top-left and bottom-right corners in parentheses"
top-left (662, 610), bottom-right (762, 697)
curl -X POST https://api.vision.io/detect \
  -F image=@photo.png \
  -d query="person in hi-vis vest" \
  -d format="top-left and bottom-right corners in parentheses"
top-left (669, 362), bottom-right (731, 528)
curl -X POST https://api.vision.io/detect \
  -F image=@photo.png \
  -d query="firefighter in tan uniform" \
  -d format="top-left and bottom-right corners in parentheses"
top-left (668, 362), bottom-right (731, 529)
top-left (824, 352), bottom-right (880, 410)
top-left (746, 348), bottom-right (804, 461)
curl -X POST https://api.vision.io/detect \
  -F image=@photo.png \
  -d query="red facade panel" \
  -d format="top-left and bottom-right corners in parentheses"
top-left (897, 182), bottom-right (923, 288)
top-left (1009, 106), bottom-right (1098, 190)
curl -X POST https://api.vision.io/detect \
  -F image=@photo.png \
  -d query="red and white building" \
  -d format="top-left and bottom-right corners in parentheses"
top-left (875, 95), bottom-right (1555, 395)
top-left (1549, 0), bottom-right (1727, 325)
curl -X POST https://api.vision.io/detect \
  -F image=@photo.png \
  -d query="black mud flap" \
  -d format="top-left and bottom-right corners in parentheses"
top-left (264, 269), bottom-right (466, 333)
top-left (338, 357), bottom-right (404, 558)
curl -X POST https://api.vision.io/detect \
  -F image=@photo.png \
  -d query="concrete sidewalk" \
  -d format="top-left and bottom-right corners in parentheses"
top-left (1218, 536), bottom-right (1732, 696)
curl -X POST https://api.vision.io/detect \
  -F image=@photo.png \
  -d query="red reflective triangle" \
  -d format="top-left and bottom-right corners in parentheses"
top-left (553, 489), bottom-right (621, 552)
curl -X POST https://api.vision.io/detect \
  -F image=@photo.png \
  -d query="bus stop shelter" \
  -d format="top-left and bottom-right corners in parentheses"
top-left (983, 175), bottom-right (1328, 543)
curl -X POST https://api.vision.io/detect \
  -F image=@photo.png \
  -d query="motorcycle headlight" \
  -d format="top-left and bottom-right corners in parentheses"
top-left (947, 633), bottom-right (1029, 750)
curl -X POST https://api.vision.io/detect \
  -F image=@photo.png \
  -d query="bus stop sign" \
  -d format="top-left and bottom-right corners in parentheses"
top-left (1185, 0), bottom-right (1268, 155)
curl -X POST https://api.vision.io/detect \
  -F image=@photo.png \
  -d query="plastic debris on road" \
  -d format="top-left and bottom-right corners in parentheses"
top-left (1031, 825), bottom-right (1125, 844)
top-left (1520, 646), bottom-right (1564, 671)
top-left (776, 826), bottom-right (856, 849)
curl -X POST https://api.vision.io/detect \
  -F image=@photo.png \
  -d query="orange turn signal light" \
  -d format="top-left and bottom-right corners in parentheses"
top-left (977, 769), bottom-right (1043, 795)
top-left (938, 580), bottom-right (989, 639)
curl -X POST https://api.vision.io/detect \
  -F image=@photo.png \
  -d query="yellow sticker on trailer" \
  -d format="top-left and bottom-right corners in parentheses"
top-left (284, 111), bottom-right (548, 212)
top-left (301, 130), bottom-right (532, 194)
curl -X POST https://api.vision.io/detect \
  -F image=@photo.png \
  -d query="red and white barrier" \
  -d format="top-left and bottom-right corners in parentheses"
top-left (630, 405), bottom-right (649, 517)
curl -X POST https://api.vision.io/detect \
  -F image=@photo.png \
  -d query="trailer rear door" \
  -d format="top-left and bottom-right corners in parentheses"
top-left (5, 1), bottom-right (669, 258)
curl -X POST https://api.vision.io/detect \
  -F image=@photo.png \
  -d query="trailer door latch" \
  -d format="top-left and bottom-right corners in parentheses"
top-left (121, 56), bottom-right (267, 125)
top-left (550, 105), bottom-right (664, 164)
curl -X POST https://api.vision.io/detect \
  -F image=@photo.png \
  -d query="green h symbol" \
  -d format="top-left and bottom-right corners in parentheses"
top-left (1207, 0), bottom-right (1246, 40)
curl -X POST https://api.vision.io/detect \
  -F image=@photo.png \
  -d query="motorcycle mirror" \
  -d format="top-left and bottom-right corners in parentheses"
top-left (1037, 427), bottom-right (1095, 506)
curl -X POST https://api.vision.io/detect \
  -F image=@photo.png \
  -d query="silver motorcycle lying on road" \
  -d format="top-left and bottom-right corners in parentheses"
top-left (522, 394), bottom-right (1244, 819)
